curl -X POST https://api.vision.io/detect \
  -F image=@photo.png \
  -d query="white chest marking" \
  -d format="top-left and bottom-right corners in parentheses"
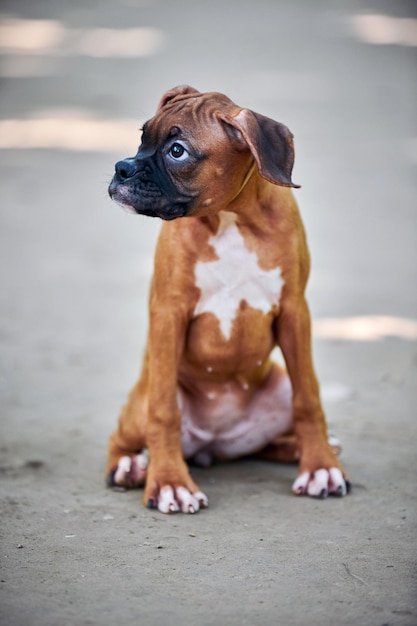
top-left (194, 212), bottom-right (283, 339)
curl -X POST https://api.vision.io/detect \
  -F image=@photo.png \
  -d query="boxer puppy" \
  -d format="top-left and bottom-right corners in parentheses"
top-left (106, 85), bottom-right (350, 513)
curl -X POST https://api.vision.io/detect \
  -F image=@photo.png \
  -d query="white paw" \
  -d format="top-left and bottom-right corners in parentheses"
top-left (292, 467), bottom-right (350, 498)
top-left (112, 451), bottom-right (149, 487)
top-left (152, 486), bottom-right (209, 514)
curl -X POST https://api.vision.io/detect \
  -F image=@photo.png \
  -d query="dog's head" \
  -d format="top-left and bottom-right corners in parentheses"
top-left (108, 85), bottom-right (299, 220)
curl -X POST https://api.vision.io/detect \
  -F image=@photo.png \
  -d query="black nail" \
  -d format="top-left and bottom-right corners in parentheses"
top-left (332, 485), bottom-right (344, 497)
top-left (147, 498), bottom-right (155, 509)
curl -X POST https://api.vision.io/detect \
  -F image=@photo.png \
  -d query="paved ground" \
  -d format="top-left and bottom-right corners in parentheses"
top-left (0, 1), bottom-right (416, 625)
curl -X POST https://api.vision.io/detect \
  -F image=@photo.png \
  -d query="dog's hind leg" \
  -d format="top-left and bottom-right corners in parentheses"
top-left (256, 432), bottom-right (300, 464)
top-left (256, 432), bottom-right (342, 464)
top-left (106, 374), bottom-right (149, 488)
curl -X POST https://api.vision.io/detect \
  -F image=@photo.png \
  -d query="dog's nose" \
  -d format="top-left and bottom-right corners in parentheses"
top-left (114, 158), bottom-right (139, 181)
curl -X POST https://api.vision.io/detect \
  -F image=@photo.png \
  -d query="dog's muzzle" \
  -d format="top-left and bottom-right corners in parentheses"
top-left (109, 157), bottom-right (193, 220)
top-left (109, 157), bottom-right (161, 199)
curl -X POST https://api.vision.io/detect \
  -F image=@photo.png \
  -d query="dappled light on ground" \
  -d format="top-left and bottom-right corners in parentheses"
top-left (313, 315), bottom-right (417, 341)
top-left (0, 112), bottom-right (141, 151)
top-left (0, 17), bottom-right (164, 57)
top-left (350, 14), bottom-right (417, 46)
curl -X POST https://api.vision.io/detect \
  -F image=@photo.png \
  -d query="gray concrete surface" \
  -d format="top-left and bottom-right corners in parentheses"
top-left (0, 1), bottom-right (416, 625)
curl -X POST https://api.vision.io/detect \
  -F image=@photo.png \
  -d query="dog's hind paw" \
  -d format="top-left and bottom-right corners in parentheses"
top-left (292, 468), bottom-right (351, 498)
top-left (107, 451), bottom-right (149, 488)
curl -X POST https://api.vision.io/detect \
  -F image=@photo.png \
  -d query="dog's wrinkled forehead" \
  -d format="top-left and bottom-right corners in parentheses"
top-left (145, 91), bottom-right (238, 139)
top-left (161, 91), bottom-right (235, 114)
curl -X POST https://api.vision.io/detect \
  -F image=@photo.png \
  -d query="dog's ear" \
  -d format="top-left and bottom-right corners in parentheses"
top-left (219, 109), bottom-right (300, 188)
top-left (157, 85), bottom-right (200, 111)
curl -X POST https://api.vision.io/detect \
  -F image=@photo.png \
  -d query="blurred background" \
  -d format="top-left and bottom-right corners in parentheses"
top-left (1, 0), bottom-right (416, 446)
top-left (0, 1), bottom-right (416, 624)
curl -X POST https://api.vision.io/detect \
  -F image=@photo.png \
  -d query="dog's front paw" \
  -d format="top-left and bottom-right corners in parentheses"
top-left (107, 451), bottom-right (149, 488)
top-left (144, 458), bottom-right (209, 514)
top-left (147, 485), bottom-right (208, 514)
top-left (292, 467), bottom-right (351, 498)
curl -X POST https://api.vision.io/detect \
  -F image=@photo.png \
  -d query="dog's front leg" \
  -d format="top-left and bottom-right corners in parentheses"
top-left (276, 297), bottom-right (350, 498)
top-left (144, 305), bottom-right (208, 514)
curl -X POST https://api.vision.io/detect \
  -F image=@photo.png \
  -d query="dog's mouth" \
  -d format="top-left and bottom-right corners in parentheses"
top-left (155, 203), bottom-right (190, 220)
top-left (108, 179), bottom-right (192, 220)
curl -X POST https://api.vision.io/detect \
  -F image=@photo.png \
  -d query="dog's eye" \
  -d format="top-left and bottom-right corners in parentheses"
top-left (168, 142), bottom-right (189, 161)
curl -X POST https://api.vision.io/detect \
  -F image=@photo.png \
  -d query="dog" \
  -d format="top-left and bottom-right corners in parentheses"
top-left (106, 85), bottom-right (350, 513)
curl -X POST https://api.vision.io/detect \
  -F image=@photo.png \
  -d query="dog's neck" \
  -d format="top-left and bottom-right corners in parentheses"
top-left (230, 158), bottom-right (257, 203)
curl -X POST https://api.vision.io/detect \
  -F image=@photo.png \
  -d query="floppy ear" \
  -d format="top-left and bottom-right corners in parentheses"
top-left (157, 85), bottom-right (200, 111)
top-left (219, 109), bottom-right (300, 188)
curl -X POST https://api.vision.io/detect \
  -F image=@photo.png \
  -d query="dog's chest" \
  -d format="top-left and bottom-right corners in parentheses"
top-left (194, 212), bottom-right (283, 339)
